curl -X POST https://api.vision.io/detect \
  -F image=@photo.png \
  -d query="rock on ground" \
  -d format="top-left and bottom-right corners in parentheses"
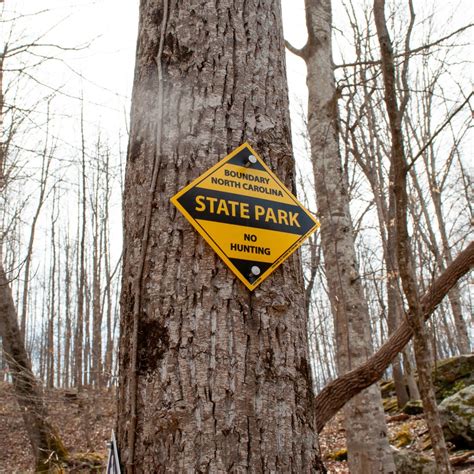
top-left (392, 448), bottom-right (438, 474)
top-left (439, 384), bottom-right (474, 449)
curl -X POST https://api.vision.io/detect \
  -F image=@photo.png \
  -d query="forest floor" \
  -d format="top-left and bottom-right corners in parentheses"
top-left (1, 381), bottom-right (473, 473)
top-left (0, 382), bottom-right (114, 473)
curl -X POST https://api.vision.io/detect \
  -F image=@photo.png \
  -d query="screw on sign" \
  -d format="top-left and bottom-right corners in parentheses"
top-left (171, 143), bottom-right (320, 290)
top-left (106, 430), bottom-right (121, 474)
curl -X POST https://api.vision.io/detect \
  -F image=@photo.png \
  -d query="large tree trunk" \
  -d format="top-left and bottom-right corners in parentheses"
top-left (290, 0), bottom-right (395, 471)
top-left (117, 1), bottom-right (323, 472)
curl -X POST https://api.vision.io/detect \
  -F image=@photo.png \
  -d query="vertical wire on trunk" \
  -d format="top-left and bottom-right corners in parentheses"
top-left (127, 1), bottom-right (170, 470)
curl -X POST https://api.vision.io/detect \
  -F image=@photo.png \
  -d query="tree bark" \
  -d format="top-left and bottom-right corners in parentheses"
top-left (295, 0), bottom-right (395, 471)
top-left (117, 1), bottom-right (323, 472)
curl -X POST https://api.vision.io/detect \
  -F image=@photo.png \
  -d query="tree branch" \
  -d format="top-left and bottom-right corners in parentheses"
top-left (284, 40), bottom-right (307, 58)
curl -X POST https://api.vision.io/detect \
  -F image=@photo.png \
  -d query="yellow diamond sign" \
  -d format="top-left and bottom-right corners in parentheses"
top-left (171, 143), bottom-right (320, 290)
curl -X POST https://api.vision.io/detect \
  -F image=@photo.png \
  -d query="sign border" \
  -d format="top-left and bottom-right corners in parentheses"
top-left (171, 142), bottom-right (320, 290)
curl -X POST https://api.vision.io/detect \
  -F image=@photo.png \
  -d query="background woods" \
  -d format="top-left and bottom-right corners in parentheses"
top-left (0, 3), bottom-right (127, 390)
top-left (0, 0), bottom-right (472, 472)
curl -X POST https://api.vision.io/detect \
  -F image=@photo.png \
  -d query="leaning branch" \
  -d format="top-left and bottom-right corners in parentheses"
top-left (314, 240), bottom-right (474, 433)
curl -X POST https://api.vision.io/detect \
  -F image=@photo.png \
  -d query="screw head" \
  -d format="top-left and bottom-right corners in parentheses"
top-left (250, 265), bottom-right (261, 276)
top-left (248, 155), bottom-right (257, 164)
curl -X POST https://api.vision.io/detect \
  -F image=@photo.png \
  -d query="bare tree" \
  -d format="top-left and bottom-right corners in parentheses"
top-left (73, 104), bottom-right (87, 388)
top-left (63, 230), bottom-right (73, 388)
top-left (374, 0), bottom-right (452, 470)
top-left (90, 136), bottom-right (103, 388)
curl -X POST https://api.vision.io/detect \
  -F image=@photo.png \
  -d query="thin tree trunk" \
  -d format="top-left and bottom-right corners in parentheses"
top-left (84, 268), bottom-right (91, 386)
top-left (91, 152), bottom-right (102, 388)
top-left (104, 260), bottom-right (113, 388)
top-left (19, 104), bottom-right (53, 346)
top-left (47, 196), bottom-right (58, 389)
top-left (64, 234), bottom-right (72, 388)
top-left (117, 1), bottom-right (323, 472)
top-left (39, 294), bottom-right (46, 382)
top-left (374, 1), bottom-right (452, 470)
top-left (74, 107), bottom-right (87, 388)
top-left (101, 147), bottom-right (114, 388)
top-left (103, 220), bottom-right (114, 388)
top-left (56, 222), bottom-right (62, 388)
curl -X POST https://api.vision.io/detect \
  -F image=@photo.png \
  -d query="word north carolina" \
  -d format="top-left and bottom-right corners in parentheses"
top-left (195, 195), bottom-right (301, 227)
top-left (210, 170), bottom-right (284, 197)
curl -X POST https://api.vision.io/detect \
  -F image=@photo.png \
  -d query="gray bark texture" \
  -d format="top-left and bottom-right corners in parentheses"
top-left (298, 1), bottom-right (395, 472)
top-left (117, 1), bottom-right (323, 472)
